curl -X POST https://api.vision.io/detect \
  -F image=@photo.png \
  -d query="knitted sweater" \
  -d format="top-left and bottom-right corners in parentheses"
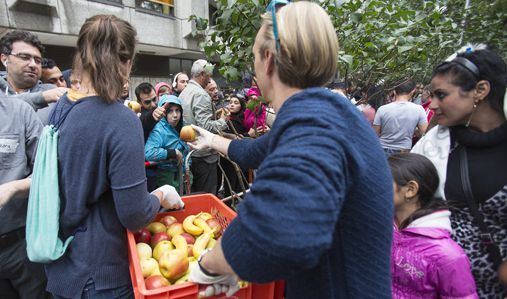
top-left (224, 88), bottom-right (394, 299)
top-left (45, 95), bottom-right (160, 298)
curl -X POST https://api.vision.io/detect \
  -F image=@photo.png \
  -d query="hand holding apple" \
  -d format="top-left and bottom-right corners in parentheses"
top-left (187, 125), bottom-right (215, 151)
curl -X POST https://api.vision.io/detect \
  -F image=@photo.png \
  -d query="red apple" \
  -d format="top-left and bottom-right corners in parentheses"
top-left (151, 232), bottom-right (171, 247)
top-left (145, 275), bottom-right (170, 290)
top-left (180, 233), bottom-right (195, 245)
top-left (134, 228), bottom-right (151, 244)
top-left (160, 215), bottom-right (178, 227)
top-left (206, 218), bottom-right (222, 238)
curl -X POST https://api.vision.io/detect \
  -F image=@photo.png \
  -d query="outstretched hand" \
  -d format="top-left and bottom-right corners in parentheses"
top-left (187, 125), bottom-right (215, 151)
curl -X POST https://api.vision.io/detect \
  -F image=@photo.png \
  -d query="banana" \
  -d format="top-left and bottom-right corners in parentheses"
top-left (171, 234), bottom-right (188, 257)
top-left (206, 238), bottom-right (216, 249)
top-left (193, 231), bottom-right (213, 259)
top-left (193, 217), bottom-right (213, 236)
top-left (183, 215), bottom-right (203, 236)
top-left (196, 212), bottom-right (213, 221)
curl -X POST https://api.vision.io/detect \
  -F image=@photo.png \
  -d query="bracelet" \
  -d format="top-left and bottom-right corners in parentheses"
top-left (197, 249), bottom-right (220, 277)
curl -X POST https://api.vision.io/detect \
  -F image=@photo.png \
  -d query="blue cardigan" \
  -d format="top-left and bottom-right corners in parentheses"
top-left (222, 88), bottom-right (393, 299)
top-left (46, 95), bottom-right (160, 298)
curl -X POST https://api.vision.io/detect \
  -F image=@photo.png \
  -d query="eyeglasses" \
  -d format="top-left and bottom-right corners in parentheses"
top-left (266, 0), bottom-right (291, 52)
top-left (142, 96), bottom-right (157, 106)
top-left (8, 52), bottom-right (42, 65)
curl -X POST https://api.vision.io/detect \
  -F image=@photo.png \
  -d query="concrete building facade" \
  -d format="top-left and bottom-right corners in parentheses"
top-left (0, 0), bottom-right (212, 99)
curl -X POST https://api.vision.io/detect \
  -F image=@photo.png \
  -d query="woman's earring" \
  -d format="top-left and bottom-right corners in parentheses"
top-left (465, 101), bottom-right (479, 127)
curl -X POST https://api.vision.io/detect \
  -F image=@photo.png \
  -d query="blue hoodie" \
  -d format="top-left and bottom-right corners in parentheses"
top-left (144, 95), bottom-right (190, 173)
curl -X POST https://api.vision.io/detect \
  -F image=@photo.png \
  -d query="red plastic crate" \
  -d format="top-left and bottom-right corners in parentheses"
top-left (127, 193), bottom-right (280, 299)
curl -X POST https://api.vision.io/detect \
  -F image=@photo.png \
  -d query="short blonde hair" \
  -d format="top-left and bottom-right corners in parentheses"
top-left (259, 2), bottom-right (338, 88)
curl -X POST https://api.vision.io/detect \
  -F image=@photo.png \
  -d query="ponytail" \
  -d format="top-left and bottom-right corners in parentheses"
top-left (388, 153), bottom-right (446, 229)
top-left (73, 15), bottom-right (136, 102)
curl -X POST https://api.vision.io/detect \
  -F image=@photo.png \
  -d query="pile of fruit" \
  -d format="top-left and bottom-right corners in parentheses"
top-left (133, 212), bottom-right (223, 290)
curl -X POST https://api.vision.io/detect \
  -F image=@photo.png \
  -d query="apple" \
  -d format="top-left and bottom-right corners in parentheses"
top-left (206, 218), bottom-right (223, 238)
top-left (140, 257), bottom-right (159, 278)
top-left (187, 244), bottom-right (194, 258)
top-left (180, 125), bottom-right (197, 142)
top-left (134, 228), bottom-right (151, 244)
top-left (151, 232), bottom-right (171, 247)
top-left (160, 215), bottom-right (178, 227)
top-left (146, 222), bottom-right (167, 234)
top-left (167, 222), bottom-right (184, 237)
top-left (180, 233), bottom-right (195, 245)
top-left (158, 249), bottom-right (189, 281)
top-left (136, 242), bottom-right (152, 259)
top-left (153, 240), bottom-right (174, 261)
top-left (145, 275), bottom-right (170, 290)
top-left (127, 100), bottom-right (141, 114)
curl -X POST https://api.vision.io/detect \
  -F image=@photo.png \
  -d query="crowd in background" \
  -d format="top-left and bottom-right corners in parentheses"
top-left (0, 2), bottom-right (506, 298)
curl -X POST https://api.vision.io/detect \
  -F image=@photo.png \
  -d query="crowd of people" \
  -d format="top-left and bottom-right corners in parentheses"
top-left (0, 1), bottom-right (505, 299)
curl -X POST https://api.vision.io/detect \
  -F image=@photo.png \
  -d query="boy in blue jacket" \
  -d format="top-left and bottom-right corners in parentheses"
top-left (145, 95), bottom-right (190, 191)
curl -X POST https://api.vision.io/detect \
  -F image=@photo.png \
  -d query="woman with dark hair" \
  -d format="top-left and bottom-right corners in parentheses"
top-left (412, 44), bottom-right (507, 298)
top-left (45, 15), bottom-right (183, 298)
top-left (388, 153), bottom-right (477, 298)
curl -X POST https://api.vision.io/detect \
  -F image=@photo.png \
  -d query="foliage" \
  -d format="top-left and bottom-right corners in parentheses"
top-left (190, 0), bottom-right (506, 88)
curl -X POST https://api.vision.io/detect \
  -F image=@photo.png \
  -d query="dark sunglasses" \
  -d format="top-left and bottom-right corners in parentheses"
top-left (142, 96), bottom-right (157, 106)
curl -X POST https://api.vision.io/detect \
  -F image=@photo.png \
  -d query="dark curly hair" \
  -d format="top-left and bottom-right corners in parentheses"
top-left (432, 45), bottom-right (507, 116)
top-left (0, 30), bottom-right (45, 55)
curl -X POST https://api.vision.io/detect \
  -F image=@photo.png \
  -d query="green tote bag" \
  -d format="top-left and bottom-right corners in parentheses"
top-left (26, 125), bottom-right (73, 263)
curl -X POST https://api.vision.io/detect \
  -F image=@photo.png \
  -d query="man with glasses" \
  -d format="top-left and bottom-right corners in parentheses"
top-left (0, 30), bottom-right (54, 299)
top-left (0, 30), bottom-right (68, 124)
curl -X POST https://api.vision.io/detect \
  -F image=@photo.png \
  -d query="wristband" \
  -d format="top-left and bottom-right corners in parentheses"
top-left (166, 149), bottom-right (177, 160)
top-left (197, 249), bottom-right (220, 277)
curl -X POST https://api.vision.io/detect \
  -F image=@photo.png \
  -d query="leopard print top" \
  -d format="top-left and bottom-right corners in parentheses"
top-left (450, 185), bottom-right (507, 298)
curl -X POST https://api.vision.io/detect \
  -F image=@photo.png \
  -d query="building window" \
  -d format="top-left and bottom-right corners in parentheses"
top-left (135, 0), bottom-right (174, 17)
top-left (88, 0), bottom-right (123, 7)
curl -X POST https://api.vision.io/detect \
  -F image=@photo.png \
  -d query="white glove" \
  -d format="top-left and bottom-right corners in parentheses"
top-left (151, 185), bottom-right (184, 209)
top-left (189, 252), bottom-right (239, 297)
top-left (188, 125), bottom-right (215, 151)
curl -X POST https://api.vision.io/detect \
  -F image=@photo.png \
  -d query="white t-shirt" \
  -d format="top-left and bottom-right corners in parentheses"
top-left (373, 101), bottom-right (427, 150)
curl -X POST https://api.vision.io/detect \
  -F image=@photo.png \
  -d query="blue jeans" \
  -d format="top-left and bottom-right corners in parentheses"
top-left (53, 279), bottom-right (133, 299)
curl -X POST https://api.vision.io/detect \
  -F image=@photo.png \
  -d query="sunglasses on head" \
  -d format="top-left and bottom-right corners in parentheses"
top-left (143, 96), bottom-right (157, 106)
top-left (266, 0), bottom-right (291, 52)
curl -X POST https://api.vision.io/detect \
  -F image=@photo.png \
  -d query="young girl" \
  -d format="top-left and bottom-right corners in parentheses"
top-left (145, 94), bottom-right (190, 192)
top-left (243, 87), bottom-right (269, 136)
top-left (388, 153), bottom-right (478, 299)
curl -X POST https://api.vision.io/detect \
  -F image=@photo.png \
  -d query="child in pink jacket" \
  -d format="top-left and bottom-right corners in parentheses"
top-left (388, 153), bottom-right (478, 299)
